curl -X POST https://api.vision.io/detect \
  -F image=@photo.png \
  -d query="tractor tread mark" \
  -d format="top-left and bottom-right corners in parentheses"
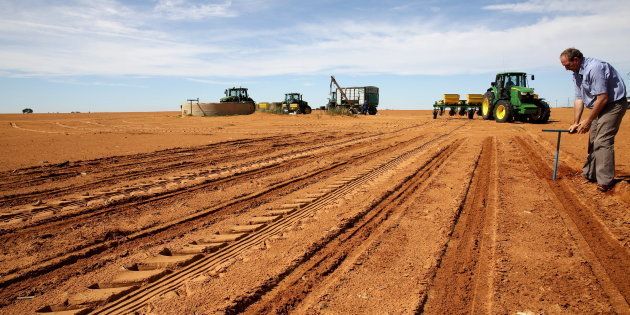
top-left (514, 136), bottom-right (630, 305)
top-left (90, 125), bottom-right (466, 314)
top-left (230, 139), bottom-right (465, 314)
top-left (0, 125), bottom-right (455, 305)
top-left (417, 137), bottom-right (495, 313)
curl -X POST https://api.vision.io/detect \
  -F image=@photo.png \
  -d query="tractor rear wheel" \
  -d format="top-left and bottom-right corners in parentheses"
top-left (529, 101), bottom-right (550, 123)
top-left (482, 92), bottom-right (494, 120)
top-left (303, 105), bottom-right (312, 114)
top-left (494, 100), bottom-right (513, 123)
top-left (368, 107), bottom-right (377, 115)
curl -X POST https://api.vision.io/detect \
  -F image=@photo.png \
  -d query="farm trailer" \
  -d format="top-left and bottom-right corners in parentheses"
top-left (327, 76), bottom-right (379, 115)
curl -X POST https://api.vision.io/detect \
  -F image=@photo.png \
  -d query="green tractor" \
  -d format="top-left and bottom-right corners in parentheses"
top-left (283, 93), bottom-right (312, 114)
top-left (481, 72), bottom-right (550, 123)
top-left (220, 87), bottom-right (255, 103)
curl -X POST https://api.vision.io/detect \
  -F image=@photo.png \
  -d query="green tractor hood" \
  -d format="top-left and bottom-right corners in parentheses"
top-left (510, 86), bottom-right (538, 114)
top-left (511, 86), bottom-right (534, 93)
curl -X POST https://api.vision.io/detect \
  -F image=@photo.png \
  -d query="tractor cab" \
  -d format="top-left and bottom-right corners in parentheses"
top-left (493, 72), bottom-right (533, 99)
top-left (226, 87), bottom-right (248, 99)
top-left (283, 92), bottom-right (311, 114)
top-left (285, 93), bottom-right (302, 103)
top-left (221, 87), bottom-right (254, 103)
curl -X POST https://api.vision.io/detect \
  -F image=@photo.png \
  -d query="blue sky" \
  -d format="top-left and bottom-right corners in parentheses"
top-left (0, 0), bottom-right (629, 113)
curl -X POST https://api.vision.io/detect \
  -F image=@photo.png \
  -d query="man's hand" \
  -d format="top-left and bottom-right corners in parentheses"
top-left (568, 123), bottom-right (579, 133)
top-left (576, 118), bottom-right (593, 134)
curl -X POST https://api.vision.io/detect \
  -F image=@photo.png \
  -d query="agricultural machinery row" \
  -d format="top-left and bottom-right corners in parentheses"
top-left (433, 72), bottom-right (551, 123)
top-left (182, 76), bottom-right (380, 117)
top-left (181, 71), bottom-right (550, 123)
top-left (257, 76), bottom-right (379, 115)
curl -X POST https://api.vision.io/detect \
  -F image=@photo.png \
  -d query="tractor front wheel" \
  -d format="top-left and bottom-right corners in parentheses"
top-left (433, 109), bottom-right (438, 119)
top-left (494, 100), bottom-right (513, 123)
top-left (482, 92), bottom-right (494, 120)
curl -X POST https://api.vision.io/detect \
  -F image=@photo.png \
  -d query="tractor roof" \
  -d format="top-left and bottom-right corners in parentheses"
top-left (497, 72), bottom-right (527, 75)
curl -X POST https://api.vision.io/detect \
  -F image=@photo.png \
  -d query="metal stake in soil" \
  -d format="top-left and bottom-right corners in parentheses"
top-left (542, 129), bottom-right (572, 180)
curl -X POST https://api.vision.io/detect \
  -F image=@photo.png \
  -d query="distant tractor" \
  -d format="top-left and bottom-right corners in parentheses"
top-left (327, 76), bottom-right (378, 115)
top-left (22, 108), bottom-right (33, 114)
top-left (481, 72), bottom-right (550, 123)
top-left (283, 93), bottom-right (312, 114)
top-left (181, 87), bottom-right (255, 116)
top-left (220, 87), bottom-right (255, 103)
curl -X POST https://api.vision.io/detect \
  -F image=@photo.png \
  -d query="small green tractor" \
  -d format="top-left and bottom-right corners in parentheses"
top-left (481, 72), bottom-right (550, 123)
top-left (220, 87), bottom-right (255, 103)
top-left (283, 93), bottom-right (312, 114)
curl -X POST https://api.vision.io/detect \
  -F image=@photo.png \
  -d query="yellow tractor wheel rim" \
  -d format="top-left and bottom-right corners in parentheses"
top-left (482, 99), bottom-right (490, 115)
top-left (496, 105), bottom-right (506, 120)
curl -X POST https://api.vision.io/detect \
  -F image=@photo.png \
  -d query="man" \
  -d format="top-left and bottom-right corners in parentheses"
top-left (506, 77), bottom-right (515, 89)
top-left (560, 48), bottom-right (627, 191)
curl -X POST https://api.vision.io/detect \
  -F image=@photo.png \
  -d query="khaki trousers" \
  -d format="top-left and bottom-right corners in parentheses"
top-left (583, 98), bottom-right (627, 186)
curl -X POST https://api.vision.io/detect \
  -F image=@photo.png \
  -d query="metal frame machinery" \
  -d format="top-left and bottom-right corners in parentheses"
top-left (327, 76), bottom-right (379, 115)
top-left (432, 94), bottom-right (482, 119)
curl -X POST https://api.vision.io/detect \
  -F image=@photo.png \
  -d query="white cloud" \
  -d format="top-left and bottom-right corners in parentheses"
top-left (483, 0), bottom-right (620, 13)
top-left (47, 78), bottom-right (148, 88)
top-left (0, 1), bottom-right (628, 78)
top-left (185, 78), bottom-right (240, 85)
top-left (154, 0), bottom-right (236, 20)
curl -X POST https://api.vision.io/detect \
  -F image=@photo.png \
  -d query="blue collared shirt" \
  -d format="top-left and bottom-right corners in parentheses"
top-left (573, 57), bottom-right (627, 108)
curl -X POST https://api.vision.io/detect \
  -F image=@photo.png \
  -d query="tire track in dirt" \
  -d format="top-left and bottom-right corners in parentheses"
top-left (0, 137), bottom-right (264, 192)
top-left (0, 124), bottom-right (430, 209)
top-left (0, 162), bottom-right (344, 303)
top-left (0, 136), bottom-right (367, 228)
top-left (468, 136), bottom-right (499, 314)
top-left (223, 140), bottom-right (465, 314)
top-left (0, 122), bottom-right (441, 231)
top-left (89, 131), bottom-right (463, 315)
top-left (0, 133), bottom-right (351, 206)
top-left (0, 126), bottom-right (424, 233)
top-left (0, 129), bottom-right (441, 305)
top-left (514, 136), bottom-right (630, 306)
top-left (1, 123), bottom-right (430, 196)
top-left (417, 137), bottom-right (495, 314)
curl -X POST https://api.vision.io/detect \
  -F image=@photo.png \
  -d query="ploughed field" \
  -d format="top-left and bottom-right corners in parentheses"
top-left (0, 109), bottom-right (628, 314)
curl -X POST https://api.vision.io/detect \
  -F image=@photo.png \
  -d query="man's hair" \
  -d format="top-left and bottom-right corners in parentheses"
top-left (560, 48), bottom-right (583, 60)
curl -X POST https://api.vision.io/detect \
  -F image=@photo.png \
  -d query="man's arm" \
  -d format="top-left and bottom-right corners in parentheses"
top-left (569, 99), bottom-right (584, 133)
top-left (576, 93), bottom-right (608, 134)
